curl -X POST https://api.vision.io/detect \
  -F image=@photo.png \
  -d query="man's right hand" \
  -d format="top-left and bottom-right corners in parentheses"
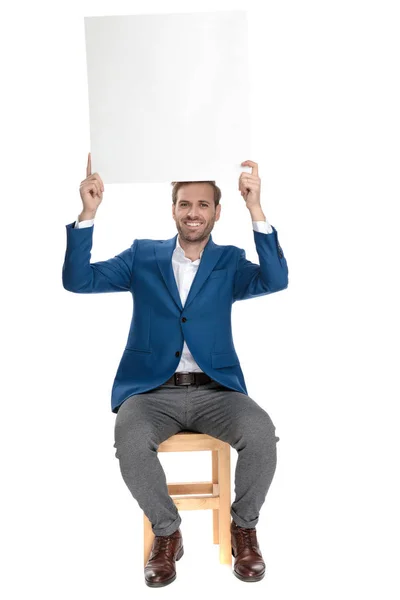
top-left (79, 152), bottom-right (104, 219)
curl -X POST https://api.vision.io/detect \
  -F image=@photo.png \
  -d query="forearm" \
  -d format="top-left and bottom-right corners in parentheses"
top-left (248, 205), bottom-right (266, 221)
top-left (79, 209), bottom-right (97, 222)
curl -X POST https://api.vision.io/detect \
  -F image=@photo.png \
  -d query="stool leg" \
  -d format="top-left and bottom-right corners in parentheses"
top-left (218, 444), bottom-right (232, 565)
top-left (143, 513), bottom-right (155, 567)
top-left (212, 450), bottom-right (219, 544)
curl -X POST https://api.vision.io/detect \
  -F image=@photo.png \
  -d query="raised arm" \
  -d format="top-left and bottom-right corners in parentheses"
top-left (62, 152), bottom-right (136, 293)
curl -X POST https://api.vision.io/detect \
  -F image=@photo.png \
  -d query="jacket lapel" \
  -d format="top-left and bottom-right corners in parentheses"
top-left (155, 233), bottom-right (224, 311)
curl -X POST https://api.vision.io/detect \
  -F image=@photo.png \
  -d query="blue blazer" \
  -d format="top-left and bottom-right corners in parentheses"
top-left (62, 222), bottom-right (288, 413)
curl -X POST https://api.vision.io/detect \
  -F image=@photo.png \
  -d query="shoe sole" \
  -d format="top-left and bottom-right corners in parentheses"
top-left (145, 546), bottom-right (184, 587)
top-left (233, 569), bottom-right (265, 582)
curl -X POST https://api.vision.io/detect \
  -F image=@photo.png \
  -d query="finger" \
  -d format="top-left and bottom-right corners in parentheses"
top-left (95, 173), bottom-right (104, 192)
top-left (84, 172), bottom-right (104, 192)
top-left (239, 174), bottom-right (258, 191)
top-left (82, 180), bottom-right (101, 198)
top-left (241, 160), bottom-right (258, 177)
top-left (91, 180), bottom-right (102, 197)
top-left (239, 174), bottom-right (258, 185)
top-left (239, 177), bottom-right (248, 192)
top-left (86, 152), bottom-right (92, 177)
top-left (239, 173), bottom-right (260, 181)
top-left (90, 172), bottom-right (105, 192)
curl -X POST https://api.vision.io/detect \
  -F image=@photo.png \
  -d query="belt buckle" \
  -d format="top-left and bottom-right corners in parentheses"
top-left (175, 372), bottom-right (195, 385)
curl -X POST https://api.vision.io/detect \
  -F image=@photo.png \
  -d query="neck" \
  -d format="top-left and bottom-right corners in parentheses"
top-left (178, 234), bottom-right (210, 260)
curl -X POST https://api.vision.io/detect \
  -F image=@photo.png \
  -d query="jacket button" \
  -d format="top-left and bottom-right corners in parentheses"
top-left (182, 317), bottom-right (187, 322)
top-left (175, 351), bottom-right (180, 357)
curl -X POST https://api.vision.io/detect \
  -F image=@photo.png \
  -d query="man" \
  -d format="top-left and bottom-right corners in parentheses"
top-left (62, 153), bottom-right (288, 587)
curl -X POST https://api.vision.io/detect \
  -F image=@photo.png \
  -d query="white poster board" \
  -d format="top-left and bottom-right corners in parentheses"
top-left (84, 11), bottom-right (251, 183)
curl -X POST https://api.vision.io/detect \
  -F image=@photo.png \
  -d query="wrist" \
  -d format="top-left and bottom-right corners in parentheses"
top-left (248, 205), bottom-right (265, 221)
top-left (79, 210), bottom-right (96, 222)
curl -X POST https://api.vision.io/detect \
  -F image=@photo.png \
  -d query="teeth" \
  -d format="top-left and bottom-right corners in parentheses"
top-left (186, 222), bottom-right (201, 227)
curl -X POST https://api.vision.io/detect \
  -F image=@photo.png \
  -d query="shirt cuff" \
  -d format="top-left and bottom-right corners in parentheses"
top-left (74, 214), bottom-right (95, 229)
top-left (252, 218), bottom-right (273, 234)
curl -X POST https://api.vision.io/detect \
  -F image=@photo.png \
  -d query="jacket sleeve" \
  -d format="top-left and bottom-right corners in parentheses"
top-left (62, 222), bottom-right (137, 293)
top-left (233, 226), bottom-right (289, 302)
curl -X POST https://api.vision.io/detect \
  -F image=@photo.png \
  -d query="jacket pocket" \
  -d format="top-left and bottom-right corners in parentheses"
top-left (125, 347), bottom-right (153, 354)
top-left (211, 350), bottom-right (240, 369)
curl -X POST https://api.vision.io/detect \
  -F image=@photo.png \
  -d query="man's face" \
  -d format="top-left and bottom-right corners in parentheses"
top-left (172, 183), bottom-right (221, 243)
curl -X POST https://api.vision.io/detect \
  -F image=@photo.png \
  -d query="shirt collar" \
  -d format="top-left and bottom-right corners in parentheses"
top-left (174, 235), bottom-right (205, 260)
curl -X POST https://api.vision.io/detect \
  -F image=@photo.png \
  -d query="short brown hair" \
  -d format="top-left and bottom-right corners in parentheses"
top-left (171, 181), bottom-right (221, 208)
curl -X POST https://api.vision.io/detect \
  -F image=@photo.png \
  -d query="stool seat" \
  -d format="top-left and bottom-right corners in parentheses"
top-left (143, 431), bottom-right (231, 566)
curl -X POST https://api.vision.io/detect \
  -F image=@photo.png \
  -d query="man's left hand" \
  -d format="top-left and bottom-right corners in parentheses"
top-left (239, 160), bottom-right (261, 209)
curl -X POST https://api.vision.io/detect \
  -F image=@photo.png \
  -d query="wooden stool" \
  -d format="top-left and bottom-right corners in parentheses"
top-left (143, 430), bottom-right (231, 566)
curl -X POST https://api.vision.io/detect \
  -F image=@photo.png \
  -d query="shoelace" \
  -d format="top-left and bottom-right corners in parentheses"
top-left (236, 527), bottom-right (260, 554)
top-left (153, 536), bottom-right (175, 559)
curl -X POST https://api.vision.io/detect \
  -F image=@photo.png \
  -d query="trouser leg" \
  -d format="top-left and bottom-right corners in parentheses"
top-left (186, 382), bottom-right (280, 528)
top-left (113, 388), bottom-right (185, 536)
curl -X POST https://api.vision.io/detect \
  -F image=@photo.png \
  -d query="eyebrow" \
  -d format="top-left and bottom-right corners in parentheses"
top-left (178, 200), bottom-right (210, 204)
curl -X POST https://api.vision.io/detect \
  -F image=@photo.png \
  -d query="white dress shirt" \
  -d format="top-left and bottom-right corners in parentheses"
top-left (73, 215), bottom-right (273, 373)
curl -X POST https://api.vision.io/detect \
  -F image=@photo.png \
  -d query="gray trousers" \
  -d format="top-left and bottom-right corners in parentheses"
top-left (113, 379), bottom-right (280, 537)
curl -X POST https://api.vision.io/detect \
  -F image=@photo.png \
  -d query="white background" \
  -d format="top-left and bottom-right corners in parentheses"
top-left (1, 1), bottom-right (399, 598)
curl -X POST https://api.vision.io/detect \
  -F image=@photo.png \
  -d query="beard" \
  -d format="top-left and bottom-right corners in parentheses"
top-left (177, 219), bottom-right (214, 242)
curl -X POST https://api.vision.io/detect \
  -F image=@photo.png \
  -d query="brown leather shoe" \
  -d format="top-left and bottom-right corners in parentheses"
top-left (144, 527), bottom-right (184, 587)
top-left (231, 520), bottom-right (266, 582)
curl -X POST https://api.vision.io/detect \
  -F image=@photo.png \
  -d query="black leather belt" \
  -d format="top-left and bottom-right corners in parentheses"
top-left (164, 372), bottom-right (213, 386)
